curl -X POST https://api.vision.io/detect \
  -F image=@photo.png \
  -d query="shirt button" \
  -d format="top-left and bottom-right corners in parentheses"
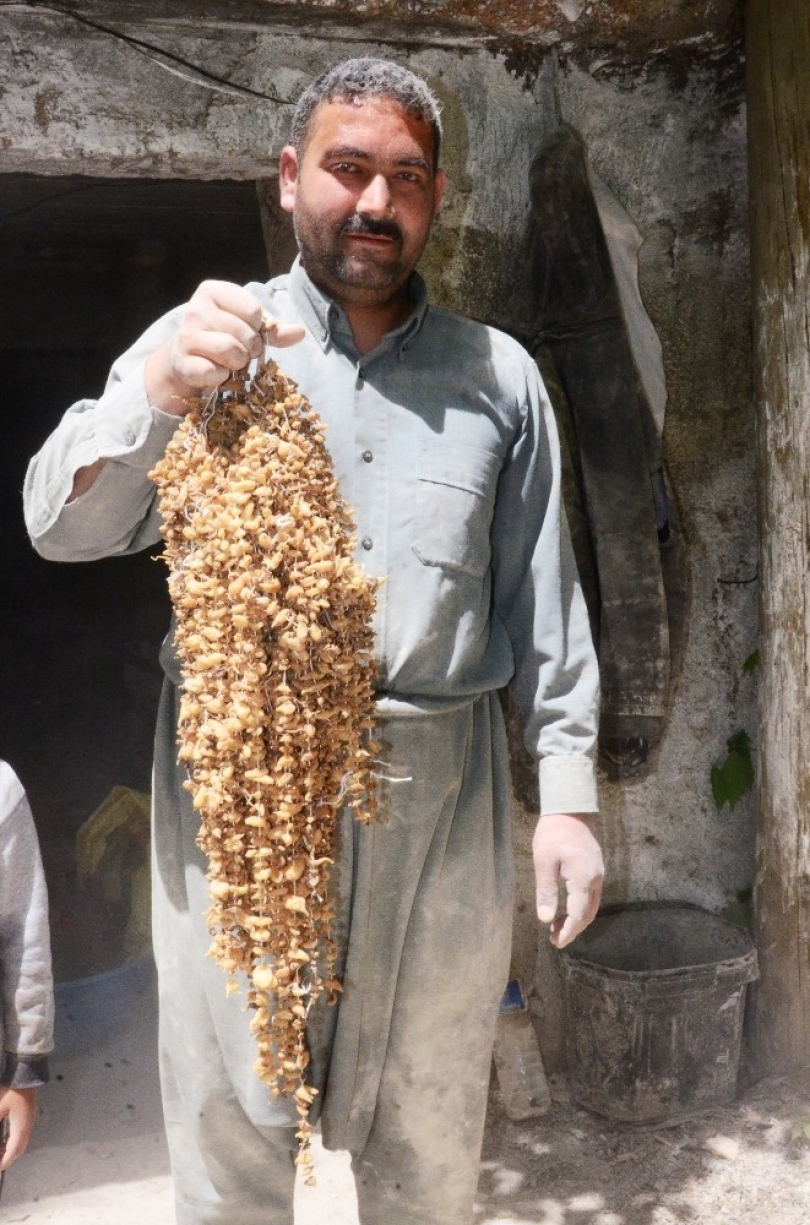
top-left (362, 450), bottom-right (373, 464)
top-left (125, 430), bottom-right (136, 446)
top-left (361, 537), bottom-right (373, 551)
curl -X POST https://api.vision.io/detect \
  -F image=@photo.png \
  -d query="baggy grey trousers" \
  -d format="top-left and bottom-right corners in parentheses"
top-left (152, 675), bottom-right (515, 1225)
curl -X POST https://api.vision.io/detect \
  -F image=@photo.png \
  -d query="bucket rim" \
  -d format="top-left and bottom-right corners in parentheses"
top-left (560, 947), bottom-right (759, 986)
top-left (558, 900), bottom-right (758, 984)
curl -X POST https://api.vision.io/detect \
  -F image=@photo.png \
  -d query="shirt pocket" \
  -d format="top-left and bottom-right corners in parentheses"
top-left (412, 441), bottom-right (500, 577)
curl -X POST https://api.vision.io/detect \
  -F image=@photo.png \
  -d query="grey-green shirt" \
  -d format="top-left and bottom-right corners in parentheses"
top-left (24, 262), bottom-right (599, 814)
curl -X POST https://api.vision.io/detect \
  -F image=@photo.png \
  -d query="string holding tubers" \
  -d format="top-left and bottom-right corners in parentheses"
top-left (149, 352), bottom-right (380, 1179)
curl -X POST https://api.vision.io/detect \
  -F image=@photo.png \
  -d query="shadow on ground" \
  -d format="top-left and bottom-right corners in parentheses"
top-left (476, 1068), bottom-right (810, 1224)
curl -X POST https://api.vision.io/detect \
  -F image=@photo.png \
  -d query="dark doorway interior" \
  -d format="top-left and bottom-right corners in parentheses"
top-left (0, 175), bottom-right (270, 976)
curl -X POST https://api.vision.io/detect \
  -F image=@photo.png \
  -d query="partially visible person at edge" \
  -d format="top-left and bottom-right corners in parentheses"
top-left (23, 58), bottom-right (603, 1225)
top-left (0, 760), bottom-right (54, 1174)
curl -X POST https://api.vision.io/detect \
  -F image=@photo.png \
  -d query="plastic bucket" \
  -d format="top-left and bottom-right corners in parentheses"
top-left (558, 902), bottom-right (758, 1123)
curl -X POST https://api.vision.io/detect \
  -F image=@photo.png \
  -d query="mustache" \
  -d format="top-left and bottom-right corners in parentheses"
top-left (341, 214), bottom-right (403, 243)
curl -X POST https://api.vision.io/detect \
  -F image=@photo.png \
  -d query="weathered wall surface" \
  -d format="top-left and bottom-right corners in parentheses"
top-left (555, 50), bottom-right (755, 914)
top-left (512, 48), bottom-right (756, 1063)
top-left (0, 9), bottom-right (755, 1063)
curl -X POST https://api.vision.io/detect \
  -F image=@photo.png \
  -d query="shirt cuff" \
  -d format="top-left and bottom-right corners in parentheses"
top-left (539, 755), bottom-right (599, 815)
top-left (94, 368), bottom-right (181, 472)
top-left (1, 1053), bottom-right (50, 1089)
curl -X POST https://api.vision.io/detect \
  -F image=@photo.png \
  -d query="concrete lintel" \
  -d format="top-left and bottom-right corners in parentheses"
top-left (33, 0), bottom-right (743, 56)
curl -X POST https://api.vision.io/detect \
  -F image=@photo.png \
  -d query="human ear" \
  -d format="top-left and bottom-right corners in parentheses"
top-left (279, 146), bottom-right (299, 214)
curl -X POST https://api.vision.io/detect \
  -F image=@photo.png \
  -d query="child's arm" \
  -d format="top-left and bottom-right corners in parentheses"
top-left (0, 1052), bottom-right (49, 1170)
top-left (0, 763), bottom-right (54, 1171)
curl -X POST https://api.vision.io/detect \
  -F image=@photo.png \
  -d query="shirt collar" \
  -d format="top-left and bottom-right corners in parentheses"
top-left (288, 257), bottom-right (429, 359)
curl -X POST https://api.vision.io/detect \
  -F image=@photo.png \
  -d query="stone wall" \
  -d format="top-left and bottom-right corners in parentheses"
top-left (513, 46), bottom-right (756, 1063)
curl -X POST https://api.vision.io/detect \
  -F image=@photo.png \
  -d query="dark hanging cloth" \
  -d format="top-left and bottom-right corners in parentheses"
top-left (519, 123), bottom-right (681, 778)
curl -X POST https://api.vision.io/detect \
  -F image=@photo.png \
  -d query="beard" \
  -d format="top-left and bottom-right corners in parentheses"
top-left (294, 209), bottom-right (413, 302)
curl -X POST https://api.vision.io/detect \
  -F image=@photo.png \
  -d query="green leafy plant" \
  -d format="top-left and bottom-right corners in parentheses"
top-left (711, 729), bottom-right (755, 810)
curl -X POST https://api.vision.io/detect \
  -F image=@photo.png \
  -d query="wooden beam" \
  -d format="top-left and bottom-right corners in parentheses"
top-left (746, 0), bottom-right (810, 1074)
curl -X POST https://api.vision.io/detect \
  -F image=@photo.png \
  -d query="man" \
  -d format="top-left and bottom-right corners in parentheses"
top-left (24, 58), bottom-right (602, 1225)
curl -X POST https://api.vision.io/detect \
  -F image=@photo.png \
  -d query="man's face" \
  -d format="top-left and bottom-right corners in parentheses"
top-left (279, 96), bottom-right (446, 308)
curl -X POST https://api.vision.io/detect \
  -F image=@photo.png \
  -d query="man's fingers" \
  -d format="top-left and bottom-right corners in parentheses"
top-left (185, 302), bottom-right (265, 354)
top-left (535, 879), bottom-right (560, 925)
top-left (173, 284), bottom-right (307, 389)
top-left (175, 332), bottom-right (257, 385)
top-left (533, 812), bottom-right (604, 944)
top-left (173, 282), bottom-right (268, 387)
top-left (533, 814), bottom-right (563, 922)
top-left (548, 893), bottom-right (587, 949)
top-left (261, 313), bottom-right (306, 348)
top-left (156, 282), bottom-right (308, 404)
top-left (565, 869), bottom-right (603, 926)
top-left (193, 280), bottom-right (266, 332)
top-left (172, 348), bottom-right (246, 391)
top-left (550, 877), bottom-right (603, 949)
top-left (176, 316), bottom-right (306, 388)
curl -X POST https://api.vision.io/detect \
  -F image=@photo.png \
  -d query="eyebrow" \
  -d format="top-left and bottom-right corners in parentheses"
top-left (323, 145), bottom-right (431, 172)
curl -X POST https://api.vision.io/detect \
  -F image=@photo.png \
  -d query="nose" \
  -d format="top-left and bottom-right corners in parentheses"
top-left (356, 173), bottom-right (393, 217)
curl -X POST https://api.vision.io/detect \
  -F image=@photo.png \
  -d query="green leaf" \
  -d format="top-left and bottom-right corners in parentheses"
top-left (711, 730), bottom-right (755, 810)
top-left (726, 728), bottom-right (752, 757)
top-left (743, 650), bottom-right (760, 674)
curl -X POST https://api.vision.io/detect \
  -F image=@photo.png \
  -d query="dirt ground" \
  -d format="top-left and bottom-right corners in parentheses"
top-left (4, 983), bottom-right (809, 1224)
top-left (478, 1070), bottom-right (810, 1224)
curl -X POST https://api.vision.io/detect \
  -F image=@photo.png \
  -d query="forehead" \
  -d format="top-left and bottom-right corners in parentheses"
top-left (303, 96), bottom-right (436, 164)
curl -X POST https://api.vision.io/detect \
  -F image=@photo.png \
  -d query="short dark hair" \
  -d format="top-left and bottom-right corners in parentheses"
top-left (291, 57), bottom-right (443, 166)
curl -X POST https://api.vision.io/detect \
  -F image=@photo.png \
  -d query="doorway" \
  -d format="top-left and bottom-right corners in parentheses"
top-left (0, 174), bottom-right (271, 978)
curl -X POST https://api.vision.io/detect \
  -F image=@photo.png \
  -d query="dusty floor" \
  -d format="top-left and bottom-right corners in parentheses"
top-left (4, 977), bottom-right (809, 1225)
top-left (1, 975), bottom-right (359, 1225)
top-left (478, 1073), bottom-right (810, 1224)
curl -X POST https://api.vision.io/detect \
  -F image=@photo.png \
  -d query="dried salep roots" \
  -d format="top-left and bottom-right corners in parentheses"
top-left (149, 355), bottom-right (379, 1177)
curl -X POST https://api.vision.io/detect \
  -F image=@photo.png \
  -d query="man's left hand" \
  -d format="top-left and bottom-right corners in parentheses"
top-left (533, 812), bottom-right (604, 949)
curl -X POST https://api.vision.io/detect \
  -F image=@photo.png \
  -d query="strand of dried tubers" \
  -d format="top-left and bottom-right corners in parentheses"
top-left (149, 354), bottom-right (379, 1177)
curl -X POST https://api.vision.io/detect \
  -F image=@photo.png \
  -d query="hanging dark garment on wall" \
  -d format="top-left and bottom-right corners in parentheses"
top-left (520, 123), bottom-right (681, 778)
